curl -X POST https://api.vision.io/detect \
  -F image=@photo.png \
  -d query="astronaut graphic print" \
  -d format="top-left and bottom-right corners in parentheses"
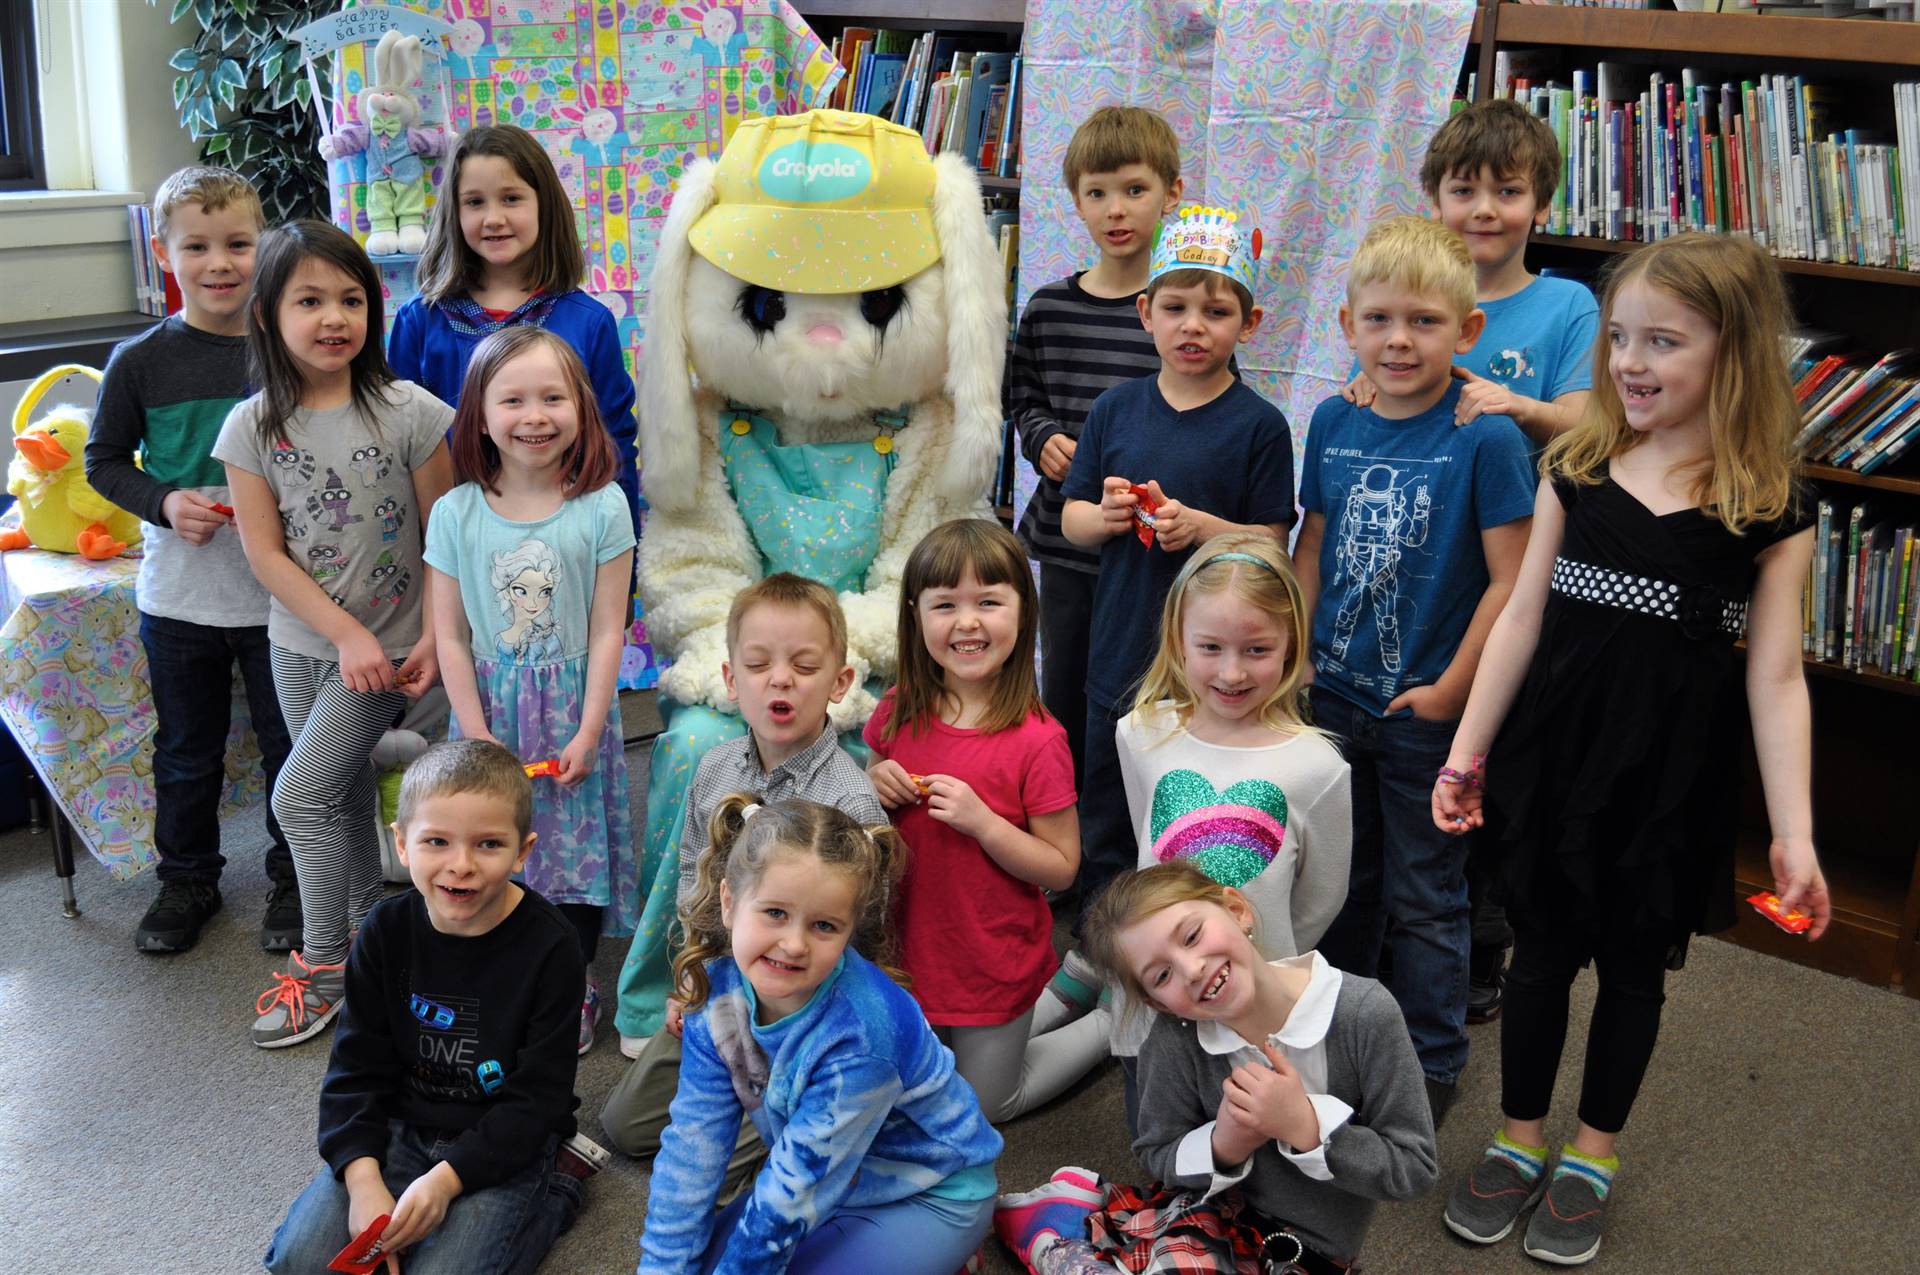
top-left (1299, 386), bottom-right (1536, 716)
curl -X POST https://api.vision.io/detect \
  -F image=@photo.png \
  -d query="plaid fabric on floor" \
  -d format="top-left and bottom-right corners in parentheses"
top-left (1084, 1182), bottom-right (1265, 1274)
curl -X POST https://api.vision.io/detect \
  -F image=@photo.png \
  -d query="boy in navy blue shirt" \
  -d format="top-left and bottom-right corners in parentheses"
top-left (1295, 216), bottom-right (1534, 1122)
top-left (1061, 206), bottom-right (1295, 932)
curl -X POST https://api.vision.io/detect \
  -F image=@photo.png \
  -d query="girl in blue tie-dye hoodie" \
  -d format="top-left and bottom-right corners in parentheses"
top-left (637, 795), bottom-right (1003, 1275)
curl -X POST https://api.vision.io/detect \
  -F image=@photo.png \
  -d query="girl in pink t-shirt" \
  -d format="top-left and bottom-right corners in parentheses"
top-left (866, 519), bottom-right (1081, 1122)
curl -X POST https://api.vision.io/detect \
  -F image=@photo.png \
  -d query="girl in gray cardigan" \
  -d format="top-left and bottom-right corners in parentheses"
top-left (995, 863), bottom-right (1437, 1273)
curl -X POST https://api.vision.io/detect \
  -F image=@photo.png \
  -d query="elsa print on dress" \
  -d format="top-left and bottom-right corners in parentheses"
top-left (492, 538), bottom-right (565, 663)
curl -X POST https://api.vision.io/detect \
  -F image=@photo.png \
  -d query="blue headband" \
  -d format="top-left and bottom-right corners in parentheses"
top-left (1198, 551), bottom-right (1279, 576)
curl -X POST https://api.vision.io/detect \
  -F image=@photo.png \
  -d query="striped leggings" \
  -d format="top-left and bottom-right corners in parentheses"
top-left (269, 646), bottom-right (404, 966)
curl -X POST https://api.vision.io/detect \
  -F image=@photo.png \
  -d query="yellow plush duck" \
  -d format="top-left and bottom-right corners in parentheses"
top-left (0, 365), bottom-right (140, 560)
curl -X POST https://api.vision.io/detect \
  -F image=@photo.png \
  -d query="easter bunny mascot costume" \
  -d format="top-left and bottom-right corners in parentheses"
top-left (614, 110), bottom-right (1006, 1044)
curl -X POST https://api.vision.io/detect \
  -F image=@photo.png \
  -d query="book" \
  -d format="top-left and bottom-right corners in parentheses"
top-left (960, 52), bottom-right (1014, 167)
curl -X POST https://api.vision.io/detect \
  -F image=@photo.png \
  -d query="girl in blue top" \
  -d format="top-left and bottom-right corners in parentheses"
top-left (424, 326), bottom-right (637, 1055)
top-left (390, 124), bottom-right (640, 534)
top-left (639, 795), bottom-right (1003, 1275)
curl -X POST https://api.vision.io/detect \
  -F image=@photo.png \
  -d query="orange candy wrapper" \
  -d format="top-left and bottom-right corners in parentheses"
top-left (1128, 483), bottom-right (1159, 547)
top-left (1747, 891), bottom-right (1812, 935)
top-left (907, 773), bottom-right (932, 794)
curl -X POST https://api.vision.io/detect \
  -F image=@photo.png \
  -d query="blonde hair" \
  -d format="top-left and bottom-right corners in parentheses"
top-left (882, 519), bottom-right (1045, 742)
top-left (1132, 531), bottom-right (1315, 737)
top-left (672, 795), bottom-right (909, 1012)
top-left (1063, 105), bottom-right (1181, 193)
top-left (1545, 233), bottom-right (1801, 534)
top-left (152, 165), bottom-right (264, 241)
top-left (1082, 862), bottom-right (1247, 1008)
top-left (1346, 214), bottom-right (1476, 322)
top-left (727, 573), bottom-right (849, 664)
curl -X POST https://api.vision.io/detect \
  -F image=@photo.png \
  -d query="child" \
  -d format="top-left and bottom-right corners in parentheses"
top-left (993, 863), bottom-right (1436, 1275)
top-left (389, 125), bottom-right (639, 534)
top-left (1292, 215), bottom-right (1535, 1118)
top-left (602, 574), bottom-right (887, 1181)
top-left (422, 325), bottom-right (637, 1055)
top-left (1431, 233), bottom-right (1828, 1266)
top-left (1037, 532), bottom-right (1353, 1102)
top-left (215, 220), bottom-right (454, 1049)
top-left (639, 795), bottom-right (1003, 1274)
top-left (1058, 205), bottom-right (1294, 968)
top-left (1346, 99), bottom-right (1598, 447)
top-left (1010, 105), bottom-right (1184, 789)
top-left (264, 739), bottom-right (603, 1275)
top-left (83, 166), bottom-right (299, 955)
top-left (865, 519), bottom-right (1083, 1122)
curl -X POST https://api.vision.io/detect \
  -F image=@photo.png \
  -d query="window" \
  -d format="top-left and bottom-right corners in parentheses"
top-left (0, 0), bottom-right (46, 190)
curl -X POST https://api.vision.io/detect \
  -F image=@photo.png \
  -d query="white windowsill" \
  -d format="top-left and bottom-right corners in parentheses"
top-left (0, 190), bottom-right (143, 212)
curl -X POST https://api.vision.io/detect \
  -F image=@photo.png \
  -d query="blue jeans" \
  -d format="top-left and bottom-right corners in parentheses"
top-left (1309, 687), bottom-right (1470, 1085)
top-left (264, 1122), bottom-right (581, 1275)
top-left (1074, 694), bottom-right (1130, 935)
top-left (698, 1188), bottom-right (992, 1275)
top-left (140, 613), bottom-right (293, 884)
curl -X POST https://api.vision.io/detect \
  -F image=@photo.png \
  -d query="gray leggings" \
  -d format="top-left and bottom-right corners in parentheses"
top-left (935, 1006), bottom-right (1106, 1123)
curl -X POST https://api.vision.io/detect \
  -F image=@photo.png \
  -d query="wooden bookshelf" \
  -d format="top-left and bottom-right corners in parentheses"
top-left (1474, 0), bottom-right (1920, 994)
top-left (796, 0), bottom-right (1023, 30)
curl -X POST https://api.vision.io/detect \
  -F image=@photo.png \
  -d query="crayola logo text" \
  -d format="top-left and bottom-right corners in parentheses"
top-left (757, 141), bottom-right (873, 202)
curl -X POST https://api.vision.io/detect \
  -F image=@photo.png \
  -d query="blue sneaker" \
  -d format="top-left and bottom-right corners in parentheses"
top-left (993, 1167), bottom-right (1104, 1271)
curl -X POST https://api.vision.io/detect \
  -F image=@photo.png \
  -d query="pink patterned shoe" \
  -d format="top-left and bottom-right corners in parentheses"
top-left (993, 1166), bottom-right (1105, 1271)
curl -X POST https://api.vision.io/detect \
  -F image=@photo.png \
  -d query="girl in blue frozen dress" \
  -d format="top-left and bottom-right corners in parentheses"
top-left (425, 326), bottom-right (637, 1055)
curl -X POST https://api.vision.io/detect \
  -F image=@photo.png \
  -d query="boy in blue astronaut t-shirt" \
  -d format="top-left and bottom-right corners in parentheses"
top-left (1296, 216), bottom-right (1535, 1123)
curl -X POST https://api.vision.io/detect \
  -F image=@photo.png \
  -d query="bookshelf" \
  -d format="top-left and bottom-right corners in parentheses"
top-left (1473, 0), bottom-right (1920, 995)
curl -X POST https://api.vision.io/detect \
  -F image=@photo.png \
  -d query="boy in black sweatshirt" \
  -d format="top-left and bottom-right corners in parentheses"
top-left (264, 740), bottom-right (606, 1274)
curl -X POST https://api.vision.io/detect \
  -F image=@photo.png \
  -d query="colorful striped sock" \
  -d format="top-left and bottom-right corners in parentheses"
top-left (1554, 1145), bottom-right (1620, 1200)
top-left (1488, 1130), bottom-right (1547, 1181)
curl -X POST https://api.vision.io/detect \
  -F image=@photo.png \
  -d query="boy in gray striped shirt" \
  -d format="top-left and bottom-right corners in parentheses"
top-left (600, 573), bottom-right (884, 1189)
top-left (1010, 107), bottom-right (1184, 793)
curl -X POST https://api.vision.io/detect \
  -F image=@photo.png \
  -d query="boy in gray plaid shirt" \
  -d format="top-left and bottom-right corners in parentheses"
top-left (600, 574), bottom-right (885, 1189)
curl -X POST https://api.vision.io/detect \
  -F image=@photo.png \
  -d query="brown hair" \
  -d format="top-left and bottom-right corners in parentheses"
top-left (1421, 98), bottom-right (1562, 207)
top-left (672, 794), bottom-right (909, 1012)
top-left (1346, 214), bottom-right (1476, 321)
top-left (245, 220), bottom-right (399, 449)
top-left (152, 165), bottom-right (264, 240)
top-left (882, 519), bottom-right (1045, 741)
top-left (1063, 105), bottom-right (1181, 193)
top-left (727, 573), bottom-right (850, 663)
top-left (1131, 531), bottom-right (1317, 737)
top-left (449, 326), bottom-right (618, 496)
top-left (1546, 233), bottom-right (1802, 534)
top-left (415, 125), bottom-right (583, 303)
top-left (1082, 862), bottom-right (1246, 1008)
top-left (394, 738), bottom-right (534, 840)
top-left (1142, 267), bottom-right (1254, 320)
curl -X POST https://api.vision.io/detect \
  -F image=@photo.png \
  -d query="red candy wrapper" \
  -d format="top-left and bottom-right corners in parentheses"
top-left (1747, 891), bottom-right (1811, 935)
top-left (329, 1214), bottom-right (390, 1274)
top-left (524, 759), bottom-right (562, 778)
top-left (1129, 483), bottom-right (1159, 547)
top-left (210, 502), bottom-right (235, 517)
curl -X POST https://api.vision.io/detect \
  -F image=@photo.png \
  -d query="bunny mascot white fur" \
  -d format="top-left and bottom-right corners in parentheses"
top-left (318, 29), bottom-right (447, 255)
top-left (612, 110), bottom-right (1006, 1046)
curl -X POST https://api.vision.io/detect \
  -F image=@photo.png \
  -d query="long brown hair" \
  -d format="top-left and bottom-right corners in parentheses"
top-left (415, 124), bottom-right (583, 303)
top-left (245, 220), bottom-right (398, 449)
top-left (448, 326), bottom-right (618, 496)
top-left (882, 518), bottom-right (1045, 741)
top-left (672, 794), bottom-right (909, 1012)
top-left (1545, 233), bottom-right (1802, 534)
top-left (1131, 531), bottom-right (1316, 737)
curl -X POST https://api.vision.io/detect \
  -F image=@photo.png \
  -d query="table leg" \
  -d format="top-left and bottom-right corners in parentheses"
top-left (50, 808), bottom-right (79, 919)
top-left (27, 783), bottom-right (47, 834)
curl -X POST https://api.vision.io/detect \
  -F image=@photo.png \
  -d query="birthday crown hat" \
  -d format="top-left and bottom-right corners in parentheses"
top-left (1148, 205), bottom-right (1262, 293)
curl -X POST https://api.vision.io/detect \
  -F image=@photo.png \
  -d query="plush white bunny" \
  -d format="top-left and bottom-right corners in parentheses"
top-left (318, 29), bottom-right (447, 255)
top-left (638, 109), bottom-right (1007, 730)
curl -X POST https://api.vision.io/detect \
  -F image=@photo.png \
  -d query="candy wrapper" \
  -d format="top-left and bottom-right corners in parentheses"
top-left (907, 773), bottom-right (932, 795)
top-left (1129, 483), bottom-right (1159, 547)
top-left (329, 1214), bottom-right (390, 1274)
top-left (210, 502), bottom-right (235, 516)
top-left (1747, 891), bottom-right (1811, 935)
top-left (524, 759), bottom-right (562, 778)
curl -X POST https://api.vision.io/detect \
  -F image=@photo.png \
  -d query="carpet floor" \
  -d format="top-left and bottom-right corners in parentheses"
top-left (4, 702), bottom-right (1917, 1271)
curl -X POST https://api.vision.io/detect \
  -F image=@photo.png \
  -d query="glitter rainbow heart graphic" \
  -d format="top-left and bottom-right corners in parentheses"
top-left (1148, 770), bottom-right (1287, 889)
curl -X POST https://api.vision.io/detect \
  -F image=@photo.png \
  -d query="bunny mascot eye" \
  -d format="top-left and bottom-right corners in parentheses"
top-left (618, 109), bottom-right (1007, 1040)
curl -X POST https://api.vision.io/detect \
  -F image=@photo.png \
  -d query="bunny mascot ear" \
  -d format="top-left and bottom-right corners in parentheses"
top-left (638, 155), bottom-right (723, 515)
top-left (927, 153), bottom-right (1009, 504)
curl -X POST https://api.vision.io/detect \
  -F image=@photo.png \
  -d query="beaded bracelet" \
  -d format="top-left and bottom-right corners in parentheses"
top-left (1436, 755), bottom-right (1487, 790)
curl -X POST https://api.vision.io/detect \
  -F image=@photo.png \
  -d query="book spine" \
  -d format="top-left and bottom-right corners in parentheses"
top-left (1813, 500), bottom-right (1832, 653)
top-left (1845, 506), bottom-right (1865, 669)
top-left (1895, 532), bottom-right (1915, 671)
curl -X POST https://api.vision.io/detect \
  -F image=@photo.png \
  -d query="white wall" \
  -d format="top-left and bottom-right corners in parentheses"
top-left (0, 0), bottom-right (202, 322)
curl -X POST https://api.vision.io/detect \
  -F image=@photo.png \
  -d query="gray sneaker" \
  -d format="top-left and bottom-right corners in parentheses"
top-left (1522, 1171), bottom-right (1608, 1265)
top-left (251, 950), bottom-right (346, 1049)
top-left (1444, 1152), bottom-right (1546, 1244)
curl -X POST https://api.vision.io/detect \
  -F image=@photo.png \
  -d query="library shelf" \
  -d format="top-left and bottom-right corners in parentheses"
top-left (1730, 833), bottom-right (1906, 989)
top-left (1531, 235), bottom-right (1920, 289)
top-left (1493, 2), bottom-right (1920, 67)
top-left (1802, 464), bottom-right (1920, 499)
top-left (977, 173), bottom-right (1021, 194)
top-left (796, 0), bottom-right (1023, 29)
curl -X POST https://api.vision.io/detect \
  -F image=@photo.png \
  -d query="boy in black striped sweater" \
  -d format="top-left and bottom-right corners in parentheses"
top-left (1010, 106), bottom-right (1183, 814)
